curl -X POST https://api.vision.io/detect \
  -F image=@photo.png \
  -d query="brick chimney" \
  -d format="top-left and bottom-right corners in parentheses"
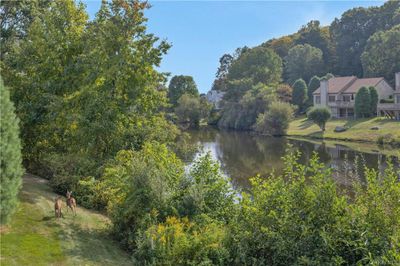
top-left (396, 72), bottom-right (400, 91)
top-left (320, 78), bottom-right (328, 106)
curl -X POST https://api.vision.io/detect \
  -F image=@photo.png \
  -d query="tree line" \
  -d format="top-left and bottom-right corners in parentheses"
top-left (203, 0), bottom-right (399, 134)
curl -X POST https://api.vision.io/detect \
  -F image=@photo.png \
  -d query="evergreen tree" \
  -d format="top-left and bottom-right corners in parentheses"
top-left (355, 86), bottom-right (371, 118)
top-left (369, 86), bottom-right (378, 116)
top-left (292, 79), bottom-right (308, 112)
top-left (0, 77), bottom-right (23, 224)
top-left (307, 76), bottom-right (320, 106)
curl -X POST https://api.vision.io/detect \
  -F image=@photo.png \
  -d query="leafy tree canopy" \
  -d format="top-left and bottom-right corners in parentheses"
top-left (361, 25), bottom-right (400, 85)
top-left (228, 46), bottom-right (282, 85)
top-left (168, 75), bottom-right (199, 106)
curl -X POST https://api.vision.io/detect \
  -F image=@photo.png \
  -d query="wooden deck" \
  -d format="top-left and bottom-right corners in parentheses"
top-left (377, 103), bottom-right (400, 120)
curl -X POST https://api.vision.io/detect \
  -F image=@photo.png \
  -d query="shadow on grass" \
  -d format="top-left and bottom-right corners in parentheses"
top-left (299, 119), bottom-right (314, 129)
top-left (63, 223), bottom-right (131, 265)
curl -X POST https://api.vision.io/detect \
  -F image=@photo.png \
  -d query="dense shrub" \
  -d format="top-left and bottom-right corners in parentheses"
top-left (133, 216), bottom-right (229, 265)
top-left (255, 101), bottom-right (293, 136)
top-left (0, 78), bottom-right (24, 224)
top-left (228, 150), bottom-right (400, 265)
top-left (307, 106), bottom-right (331, 131)
top-left (108, 142), bottom-right (185, 249)
top-left (175, 94), bottom-right (211, 127)
top-left (218, 83), bottom-right (276, 130)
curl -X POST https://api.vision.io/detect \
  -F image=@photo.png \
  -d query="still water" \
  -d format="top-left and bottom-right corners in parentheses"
top-left (187, 128), bottom-right (399, 190)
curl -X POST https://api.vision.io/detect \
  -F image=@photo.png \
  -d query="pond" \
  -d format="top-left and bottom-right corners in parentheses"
top-left (187, 127), bottom-right (399, 190)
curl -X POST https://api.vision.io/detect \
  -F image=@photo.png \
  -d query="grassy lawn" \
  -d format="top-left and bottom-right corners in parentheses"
top-left (0, 174), bottom-right (132, 266)
top-left (288, 117), bottom-right (400, 144)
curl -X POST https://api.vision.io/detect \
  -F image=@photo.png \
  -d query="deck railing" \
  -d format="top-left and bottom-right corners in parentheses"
top-left (377, 103), bottom-right (400, 111)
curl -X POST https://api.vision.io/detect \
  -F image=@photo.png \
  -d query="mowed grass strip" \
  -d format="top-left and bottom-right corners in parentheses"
top-left (0, 174), bottom-right (132, 266)
top-left (288, 117), bottom-right (400, 144)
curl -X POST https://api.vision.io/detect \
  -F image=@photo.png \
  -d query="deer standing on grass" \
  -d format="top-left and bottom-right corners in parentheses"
top-left (54, 196), bottom-right (63, 218)
top-left (66, 190), bottom-right (77, 216)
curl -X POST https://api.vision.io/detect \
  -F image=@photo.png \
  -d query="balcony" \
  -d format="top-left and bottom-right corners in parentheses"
top-left (329, 100), bottom-right (354, 108)
top-left (377, 103), bottom-right (400, 111)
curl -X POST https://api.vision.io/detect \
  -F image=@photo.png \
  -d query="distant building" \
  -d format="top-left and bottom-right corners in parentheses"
top-left (206, 90), bottom-right (225, 109)
top-left (313, 74), bottom-right (399, 119)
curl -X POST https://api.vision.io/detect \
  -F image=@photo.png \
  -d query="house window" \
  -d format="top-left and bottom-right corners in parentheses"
top-left (396, 95), bottom-right (400, 104)
top-left (328, 96), bottom-right (336, 102)
top-left (315, 96), bottom-right (321, 104)
top-left (351, 94), bottom-right (354, 100)
top-left (343, 95), bottom-right (351, 102)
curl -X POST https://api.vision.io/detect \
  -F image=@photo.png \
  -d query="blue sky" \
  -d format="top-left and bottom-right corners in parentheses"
top-left (83, 0), bottom-right (383, 93)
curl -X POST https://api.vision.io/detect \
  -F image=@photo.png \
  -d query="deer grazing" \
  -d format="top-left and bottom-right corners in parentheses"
top-left (66, 190), bottom-right (77, 216)
top-left (54, 196), bottom-right (63, 218)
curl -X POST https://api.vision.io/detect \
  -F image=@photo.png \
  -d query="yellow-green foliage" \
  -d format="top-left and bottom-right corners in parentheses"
top-left (134, 216), bottom-right (229, 265)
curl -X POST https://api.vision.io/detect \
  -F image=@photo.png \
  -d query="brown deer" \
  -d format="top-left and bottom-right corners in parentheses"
top-left (66, 190), bottom-right (77, 216)
top-left (54, 196), bottom-right (63, 218)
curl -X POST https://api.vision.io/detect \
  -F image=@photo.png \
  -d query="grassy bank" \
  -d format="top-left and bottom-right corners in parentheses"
top-left (288, 117), bottom-right (400, 145)
top-left (0, 174), bottom-right (131, 266)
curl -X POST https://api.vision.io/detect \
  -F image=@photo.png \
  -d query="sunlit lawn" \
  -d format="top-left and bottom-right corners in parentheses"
top-left (0, 175), bottom-right (131, 266)
top-left (288, 117), bottom-right (400, 144)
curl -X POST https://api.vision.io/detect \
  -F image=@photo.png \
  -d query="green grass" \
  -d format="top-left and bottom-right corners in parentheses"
top-left (288, 117), bottom-right (400, 144)
top-left (0, 174), bottom-right (132, 266)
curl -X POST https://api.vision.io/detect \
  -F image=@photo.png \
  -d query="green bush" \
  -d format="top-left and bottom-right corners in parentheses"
top-left (109, 142), bottom-right (185, 250)
top-left (228, 149), bottom-right (400, 265)
top-left (255, 101), bottom-right (293, 136)
top-left (133, 216), bottom-right (229, 265)
top-left (380, 98), bottom-right (394, 104)
top-left (0, 78), bottom-right (24, 224)
top-left (307, 106), bottom-right (331, 131)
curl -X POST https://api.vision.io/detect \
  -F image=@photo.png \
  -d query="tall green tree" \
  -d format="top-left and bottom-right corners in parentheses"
top-left (63, 0), bottom-right (175, 161)
top-left (292, 79), bottom-right (308, 112)
top-left (168, 75), bottom-right (199, 106)
top-left (0, 0), bottom-right (51, 61)
top-left (3, 0), bottom-right (88, 167)
top-left (295, 20), bottom-right (335, 69)
top-left (284, 44), bottom-right (324, 84)
top-left (355, 86), bottom-right (371, 118)
top-left (0, 78), bottom-right (23, 224)
top-left (331, 1), bottom-right (400, 76)
top-left (369, 86), bottom-right (379, 116)
top-left (361, 25), bottom-right (400, 85)
top-left (228, 46), bottom-right (282, 85)
top-left (307, 76), bottom-right (320, 106)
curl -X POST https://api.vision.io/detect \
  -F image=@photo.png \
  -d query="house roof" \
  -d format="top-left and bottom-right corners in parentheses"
top-left (313, 76), bottom-right (385, 95)
top-left (344, 77), bottom-right (383, 93)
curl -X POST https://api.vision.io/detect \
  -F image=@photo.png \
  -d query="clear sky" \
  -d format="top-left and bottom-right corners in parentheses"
top-left (83, 0), bottom-right (383, 93)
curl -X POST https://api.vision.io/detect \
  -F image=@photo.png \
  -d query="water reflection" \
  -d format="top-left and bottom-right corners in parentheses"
top-left (188, 128), bottom-right (399, 190)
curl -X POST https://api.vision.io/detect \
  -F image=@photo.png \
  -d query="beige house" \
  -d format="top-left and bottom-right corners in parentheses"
top-left (313, 74), bottom-right (398, 119)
